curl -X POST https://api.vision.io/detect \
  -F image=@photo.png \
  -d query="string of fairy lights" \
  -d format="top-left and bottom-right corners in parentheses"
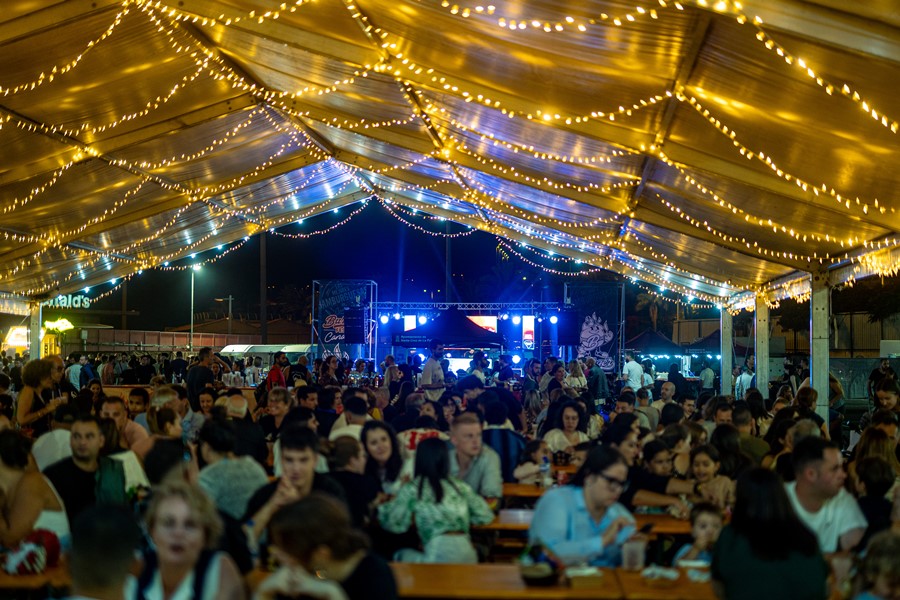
top-left (0, 0), bottom-right (896, 309)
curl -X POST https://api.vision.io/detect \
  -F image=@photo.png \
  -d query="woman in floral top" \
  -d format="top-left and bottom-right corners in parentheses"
top-left (378, 437), bottom-right (495, 563)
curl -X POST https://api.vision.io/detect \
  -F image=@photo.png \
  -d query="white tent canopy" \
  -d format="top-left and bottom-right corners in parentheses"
top-left (0, 0), bottom-right (897, 310)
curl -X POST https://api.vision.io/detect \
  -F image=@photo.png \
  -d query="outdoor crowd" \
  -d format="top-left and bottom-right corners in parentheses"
top-left (0, 343), bottom-right (898, 599)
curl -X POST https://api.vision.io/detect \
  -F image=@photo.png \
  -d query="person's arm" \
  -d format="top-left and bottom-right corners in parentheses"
top-left (218, 553), bottom-right (247, 600)
top-left (839, 528), bottom-right (864, 552)
top-left (15, 388), bottom-right (60, 427)
top-left (376, 482), bottom-right (414, 534)
top-left (631, 490), bottom-right (689, 518)
top-left (248, 481), bottom-right (299, 539)
top-left (513, 462), bottom-right (540, 482)
top-left (253, 566), bottom-right (349, 600)
top-left (480, 449), bottom-right (504, 501)
top-left (0, 473), bottom-right (46, 546)
top-left (463, 481), bottom-right (497, 526)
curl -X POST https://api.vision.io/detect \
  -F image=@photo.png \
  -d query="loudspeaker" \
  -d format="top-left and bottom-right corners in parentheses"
top-left (557, 312), bottom-right (581, 346)
top-left (344, 307), bottom-right (365, 344)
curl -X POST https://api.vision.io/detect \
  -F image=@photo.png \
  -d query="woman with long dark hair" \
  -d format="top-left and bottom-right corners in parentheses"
top-left (361, 421), bottom-right (407, 495)
top-left (378, 437), bottom-right (493, 563)
top-left (711, 468), bottom-right (827, 600)
top-left (542, 400), bottom-right (590, 454)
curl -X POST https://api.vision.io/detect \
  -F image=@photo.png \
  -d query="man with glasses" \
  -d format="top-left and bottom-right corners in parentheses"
top-left (41, 355), bottom-right (76, 406)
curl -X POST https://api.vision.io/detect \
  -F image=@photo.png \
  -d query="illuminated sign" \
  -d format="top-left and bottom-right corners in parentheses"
top-left (42, 294), bottom-right (91, 309)
top-left (466, 316), bottom-right (498, 332)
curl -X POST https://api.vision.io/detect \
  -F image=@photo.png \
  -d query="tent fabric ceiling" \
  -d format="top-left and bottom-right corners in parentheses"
top-left (0, 0), bottom-right (898, 306)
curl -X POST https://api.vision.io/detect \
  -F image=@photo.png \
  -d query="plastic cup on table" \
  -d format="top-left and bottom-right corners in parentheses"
top-left (621, 537), bottom-right (648, 572)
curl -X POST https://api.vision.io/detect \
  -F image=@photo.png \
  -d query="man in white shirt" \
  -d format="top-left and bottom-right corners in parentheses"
top-left (420, 338), bottom-right (446, 402)
top-left (734, 364), bottom-right (754, 400)
top-left (621, 350), bottom-right (643, 393)
top-left (784, 437), bottom-right (866, 553)
top-left (328, 395), bottom-right (368, 441)
top-left (33, 405), bottom-right (76, 471)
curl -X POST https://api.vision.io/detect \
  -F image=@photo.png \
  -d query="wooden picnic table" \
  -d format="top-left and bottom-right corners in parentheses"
top-left (614, 568), bottom-right (716, 600)
top-left (248, 563), bottom-right (715, 600)
top-left (391, 563), bottom-right (622, 599)
top-left (474, 509), bottom-right (692, 537)
top-left (502, 483), bottom-right (547, 499)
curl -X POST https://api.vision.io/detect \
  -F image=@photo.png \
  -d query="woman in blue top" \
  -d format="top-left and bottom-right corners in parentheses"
top-left (529, 445), bottom-right (635, 566)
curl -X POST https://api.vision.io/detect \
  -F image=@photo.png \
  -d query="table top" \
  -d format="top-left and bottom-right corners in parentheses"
top-left (614, 569), bottom-right (715, 600)
top-left (503, 483), bottom-right (548, 498)
top-left (474, 509), bottom-right (691, 536)
top-left (391, 563), bottom-right (622, 599)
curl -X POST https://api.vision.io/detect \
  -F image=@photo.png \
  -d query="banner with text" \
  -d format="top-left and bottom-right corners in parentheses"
top-left (315, 280), bottom-right (371, 360)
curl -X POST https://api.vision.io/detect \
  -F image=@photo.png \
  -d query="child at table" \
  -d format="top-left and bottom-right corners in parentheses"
top-left (851, 529), bottom-right (900, 600)
top-left (673, 502), bottom-right (723, 565)
top-left (513, 440), bottom-right (551, 485)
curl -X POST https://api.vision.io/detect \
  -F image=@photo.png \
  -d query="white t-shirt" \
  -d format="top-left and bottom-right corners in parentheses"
top-left (420, 357), bottom-right (445, 402)
top-left (784, 482), bottom-right (867, 553)
top-left (622, 359), bottom-right (643, 392)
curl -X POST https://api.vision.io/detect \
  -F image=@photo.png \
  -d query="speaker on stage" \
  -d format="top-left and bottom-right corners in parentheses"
top-left (344, 307), bottom-right (365, 344)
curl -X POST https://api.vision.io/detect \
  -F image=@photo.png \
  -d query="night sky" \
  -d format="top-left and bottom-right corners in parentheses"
top-left (76, 202), bottom-right (576, 331)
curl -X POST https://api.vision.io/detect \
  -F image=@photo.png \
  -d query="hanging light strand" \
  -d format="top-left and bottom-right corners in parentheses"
top-left (0, 6), bottom-right (131, 97)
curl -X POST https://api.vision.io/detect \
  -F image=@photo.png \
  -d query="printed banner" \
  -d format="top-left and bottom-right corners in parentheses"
top-left (566, 282), bottom-right (623, 373)
top-left (315, 280), bottom-right (371, 359)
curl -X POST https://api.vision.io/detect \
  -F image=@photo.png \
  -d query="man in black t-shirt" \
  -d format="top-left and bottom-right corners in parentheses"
top-left (44, 415), bottom-right (127, 523)
top-left (243, 425), bottom-right (346, 560)
top-left (169, 351), bottom-right (189, 383)
top-left (187, 347), bottom-right (216, 410)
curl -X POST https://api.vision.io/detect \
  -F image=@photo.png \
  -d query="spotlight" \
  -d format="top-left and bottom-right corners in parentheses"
top-left (512, 355), bottom-right (521, 365)
top-left (379, 314), bottom-right (389, 325)
top-left (418, 315), bottom-right (428, 325)
top-left (392, 312), bottom-right (401, 320)
top-left (549, 315), bottom-right (558, 324)
top-left (500, 312), bottom-right (509, 320)
top-left (512, 315), bottom-right (522, 325)
top-left (537, 316), bottom-right (543, 323)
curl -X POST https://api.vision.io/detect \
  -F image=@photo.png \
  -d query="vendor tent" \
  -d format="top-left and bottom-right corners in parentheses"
top-left (392, 309), bottom-right (504, 348)
top-left (625, 329), bottom-right (685, 356)
top-left (0, 1), bottom-right (898, 310)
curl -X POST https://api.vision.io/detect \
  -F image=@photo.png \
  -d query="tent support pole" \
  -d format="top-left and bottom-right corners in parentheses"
top-left (810, 272), bottom-right (830, 423)
top-left (754, 295), bottom-right (769, 399)
top-left (720, 308), bottom-right (733, 396)
top-left (29, 302), bottom-right (42, 359)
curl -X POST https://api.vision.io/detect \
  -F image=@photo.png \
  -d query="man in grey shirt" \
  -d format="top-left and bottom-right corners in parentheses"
top-left (448, 412), bottom-right (502, 500)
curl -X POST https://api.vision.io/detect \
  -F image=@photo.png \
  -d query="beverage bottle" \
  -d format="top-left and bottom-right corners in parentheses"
top-left (540, 456), bottom-right (553, 488)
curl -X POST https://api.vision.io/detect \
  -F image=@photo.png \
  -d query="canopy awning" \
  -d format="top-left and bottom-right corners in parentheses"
top-left (0, 0), bottom-right (898, 306)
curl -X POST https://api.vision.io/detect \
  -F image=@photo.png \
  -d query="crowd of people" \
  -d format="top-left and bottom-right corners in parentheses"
top-left (0, 342), bottom-right (897, 600)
